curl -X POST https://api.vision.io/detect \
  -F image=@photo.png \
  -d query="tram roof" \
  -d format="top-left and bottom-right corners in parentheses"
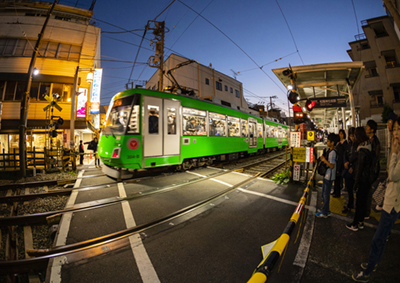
top-left (272, 61), bottom-right (364, 129)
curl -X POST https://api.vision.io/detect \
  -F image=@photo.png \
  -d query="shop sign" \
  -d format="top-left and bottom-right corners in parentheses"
top-left (90, 68), bottom-right (103, 114)
top-left (77, 88), bottom-right (88, 118)
top-left (307, 131), bottom-right (315, 141)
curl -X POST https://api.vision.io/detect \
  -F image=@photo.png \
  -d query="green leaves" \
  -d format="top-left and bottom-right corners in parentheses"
top-left (271, 169), bottom-right (290, 185)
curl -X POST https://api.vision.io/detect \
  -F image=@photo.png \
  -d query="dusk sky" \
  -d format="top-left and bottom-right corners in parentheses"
top-left (74, 0), bottom-right (386, 115)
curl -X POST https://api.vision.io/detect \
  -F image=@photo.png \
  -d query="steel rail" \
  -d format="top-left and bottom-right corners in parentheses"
top-left (0, 169), bottom-right (231, 226)
top-left (0, 173), bottom-right (261, 275)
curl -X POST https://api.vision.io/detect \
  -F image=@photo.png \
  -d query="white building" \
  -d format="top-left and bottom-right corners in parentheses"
top-left (0, 0), bottom-right (101, 154)
top-left (145, 53), bottom-right (260, 116)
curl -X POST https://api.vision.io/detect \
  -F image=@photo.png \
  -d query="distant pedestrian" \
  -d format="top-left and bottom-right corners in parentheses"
top-left (78, 140), bottom-right (84, 165)
top-left (352, 117), bottom-right (400, 282)
top-left (346, 127), bottom-right (372, 232)
top-left (316, 133), bottom-right (338, 218)
top-left (365, 120), bottom-right (381, 219)
top-left (342, 127), bottom-right (356, 213)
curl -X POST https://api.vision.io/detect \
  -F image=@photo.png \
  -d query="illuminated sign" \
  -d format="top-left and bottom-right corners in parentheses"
top-left (76, 88), bottom-right (88, 118)
top-left (90, 68), bottom-right (103, 114)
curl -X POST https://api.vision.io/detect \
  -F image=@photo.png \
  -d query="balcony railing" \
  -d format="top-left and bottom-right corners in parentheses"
top-left (370, 101), bottom-right (384, 108)
top-left (354, 33), bottom-right (366, 41)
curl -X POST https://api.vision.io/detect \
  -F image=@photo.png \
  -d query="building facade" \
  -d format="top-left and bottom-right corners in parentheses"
top-left (347, 15), bottom-right (400, 124)
top-left (0, 0), bottom-right (101, 155)
top-left (145, 53), bottom-right (260, 116)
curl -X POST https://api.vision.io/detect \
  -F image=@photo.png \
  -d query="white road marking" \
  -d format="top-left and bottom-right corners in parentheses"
top-left (50, 171), bottom-right (84, 283)
top-left (118, 182), bottom-right (160, 283)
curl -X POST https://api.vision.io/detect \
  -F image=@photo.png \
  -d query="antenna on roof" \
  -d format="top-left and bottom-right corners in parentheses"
top-left (231, 69), bottom-right (240, 80)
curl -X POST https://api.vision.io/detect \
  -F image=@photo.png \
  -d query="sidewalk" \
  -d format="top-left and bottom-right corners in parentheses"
top-left (302, 175), bottom-right (400, 283)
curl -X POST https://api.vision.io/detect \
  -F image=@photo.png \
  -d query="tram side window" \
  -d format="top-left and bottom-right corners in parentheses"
top-left (266, 125), bottom-right (274, 137)
top-left (257, 123), bottom-right (263, 138)
top-left (167, 107), bottom-right (176, 135)
top-left (182, 107), bottom-right (206, 136)
top-left (127, 105), bottom-right (139, 134)
top-left (274, 127), bottom-right (280, 138)
top-left (241, 119), bottom-right (248, 137)
top-left (228, 116), bottom-right (240, 137)
top-left (209, 112), bottom-right (227, 137)
top-left (148, 105), bottom-right (159, 134)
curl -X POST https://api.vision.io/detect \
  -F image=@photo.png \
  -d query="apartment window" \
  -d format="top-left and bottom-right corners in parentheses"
top-left (230, 87), bottom-right (233, 93)
top-left (235, 89), bottom-right (240, 98)
top-left (205, 78), bottom-right (209, 85)
top-left (393, 84), bottom-right (400, 103)
top-left (30, 82), bottom-right (39, 101)
top-left (371, 22), bottom-right (388, 38)
top-left (364, 61), bottom-right (378, 78)
top-left (0, 38), bottom-right (81, 62)
top-left (216, 81), bottom-right (222, 91)
top-left (382, 50), bottom-right (399, 68)
top-left (221, 100), bottom-right (231, 107)
top-left (15, 81), bottom-right (27, 101)
top-left (224, 85), bottom-right (228, 91)
top-left (359, 41), bottom-right (370, 50)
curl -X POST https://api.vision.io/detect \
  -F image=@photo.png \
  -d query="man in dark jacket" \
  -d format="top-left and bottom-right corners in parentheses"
top-left (365, 120), bottom-right (381, 218)
top-left (78, 140), bottom-right (84, 165)
top-left (332, 130), bottom-right (348, 198)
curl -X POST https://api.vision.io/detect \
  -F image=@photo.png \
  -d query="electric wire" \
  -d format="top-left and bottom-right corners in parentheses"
top-left (153, 0), bottom-right (177, 21)
top-left (274, 0), bottom-right (304, 65)
top-left (176, 0), bottom-right (287, 94)
top-left (128, 27), bottom-right (148, 83)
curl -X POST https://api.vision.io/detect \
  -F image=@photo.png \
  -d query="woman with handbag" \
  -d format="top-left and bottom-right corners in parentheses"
top-left (352, 117), bottom-right (400, 282)
top-left (85, 137), bottom-right (100, 168)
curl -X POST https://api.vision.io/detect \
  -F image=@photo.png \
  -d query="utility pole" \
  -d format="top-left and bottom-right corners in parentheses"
top-left (148, 21), bottom-right (165, 91)
top-left (19, 0), bottom-right (57, 177)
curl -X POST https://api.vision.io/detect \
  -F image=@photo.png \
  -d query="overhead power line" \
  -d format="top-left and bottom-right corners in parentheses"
top-left (274, 0), bottom-right (304, 65)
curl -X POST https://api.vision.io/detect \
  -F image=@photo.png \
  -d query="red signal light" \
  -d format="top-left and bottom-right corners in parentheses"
top-left (305, 99), bottom-right (315, 111)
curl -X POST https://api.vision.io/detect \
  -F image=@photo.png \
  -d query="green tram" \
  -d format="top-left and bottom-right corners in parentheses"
top-left (99, 88), bottom-right (289, 179)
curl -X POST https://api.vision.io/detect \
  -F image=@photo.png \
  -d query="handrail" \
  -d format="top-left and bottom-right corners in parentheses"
top-left (247, 164), bottom-right (317, 283)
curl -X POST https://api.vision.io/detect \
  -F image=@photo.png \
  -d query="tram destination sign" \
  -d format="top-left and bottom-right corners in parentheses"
top-left (310, 96), bottom-right (348, 108)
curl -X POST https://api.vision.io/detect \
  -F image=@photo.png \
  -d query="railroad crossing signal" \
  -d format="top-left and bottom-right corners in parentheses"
top-left (305, 99), bottom-right (315, 111)
top-left (43, 94), bottom-right (62, 112)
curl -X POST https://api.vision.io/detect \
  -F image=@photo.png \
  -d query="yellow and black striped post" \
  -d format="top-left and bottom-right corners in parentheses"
top-left (62, 148), bottom-right (70, 171)
top-left (247, 165), bottom-right (317, 283)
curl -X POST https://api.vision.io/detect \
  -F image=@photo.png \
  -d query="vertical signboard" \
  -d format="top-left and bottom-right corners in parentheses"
top-left (305, 147), bottom-right (314, 163)
top-left (76, 88), bottom-right (88, 118)
top-left (90, 68), bottom-right (102, 114)
top-left (293, 164), bottom-right (300, 181)
top-left (290, 131), bottom-right (301, 148)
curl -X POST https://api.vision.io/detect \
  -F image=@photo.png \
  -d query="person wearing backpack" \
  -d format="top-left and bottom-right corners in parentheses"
top-left (346, 127), bottom-right (372, 232)
top-left (316, 133), bottom-right (338, 218)
top-left (365, 120), bottom-right (381, 219)
top-left (352, 117), bottom-right (400, 282)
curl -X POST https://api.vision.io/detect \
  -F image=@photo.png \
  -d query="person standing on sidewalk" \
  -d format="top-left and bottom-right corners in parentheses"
top-left (78, 140), bottom-right (84, 165)
top-left (316, 133), bottom-right (338, 218)
top-left (346, 127), bottom-right (372, 232)
top-left (352, 117), bottom-right (400, 282)
top-left (333, 129), bottom-right (348, 198)
top-left (365, 120), bottom-right (381, 219)
top-left (342, 127), bottom-right (356, 213)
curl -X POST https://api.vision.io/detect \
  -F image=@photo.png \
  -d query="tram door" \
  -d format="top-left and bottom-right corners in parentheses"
top-left (143, 96), bottom-right (181, 157)
top-left (144, 96), bottom-right (163, 157)
top-left (163, 99), bottom-right (181, 156)
top-left (248, 118), bottom-right (257, 148)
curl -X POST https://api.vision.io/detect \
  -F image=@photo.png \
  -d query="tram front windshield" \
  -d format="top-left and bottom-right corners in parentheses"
top-left (103, 95), bottom-right (139, 135)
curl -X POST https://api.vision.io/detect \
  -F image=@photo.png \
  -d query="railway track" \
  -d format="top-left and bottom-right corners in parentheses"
top-left (0, 151), bottom-right (291, 279)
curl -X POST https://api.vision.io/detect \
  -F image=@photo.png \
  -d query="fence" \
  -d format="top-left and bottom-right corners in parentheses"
top-left (0, 147), bottom-right (64, 171)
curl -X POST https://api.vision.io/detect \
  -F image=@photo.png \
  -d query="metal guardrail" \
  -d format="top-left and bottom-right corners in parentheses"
top-left (247, 164), bottom-right (317, 283)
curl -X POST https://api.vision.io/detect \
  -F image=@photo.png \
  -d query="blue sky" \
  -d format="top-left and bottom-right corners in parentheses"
top-left (87, 0), bottom-right (386, 114)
